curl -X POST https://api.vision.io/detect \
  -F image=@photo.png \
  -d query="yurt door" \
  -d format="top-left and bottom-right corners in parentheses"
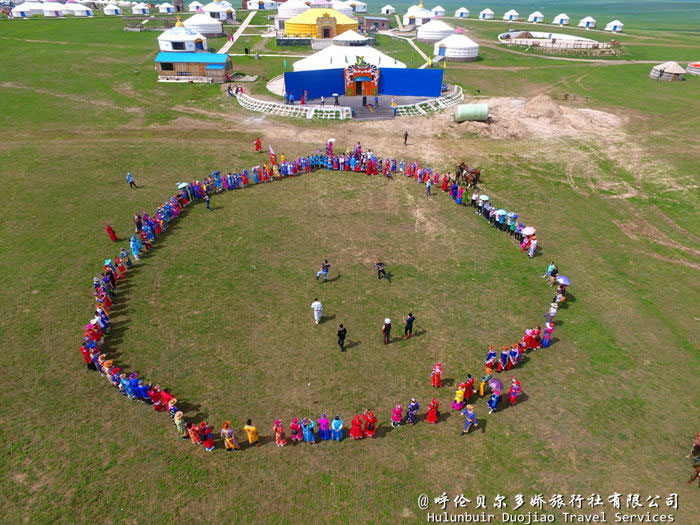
top-left (195, 39), bottom-right (204, 50)
top-left (355, 80), bottom-right (363, 96)
top-left (438, 45), bottom-right (446, 57)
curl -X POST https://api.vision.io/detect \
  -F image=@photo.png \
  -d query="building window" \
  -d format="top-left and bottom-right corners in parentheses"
top-left (161, 63), bottom-right (175, 71)
top-left (172, 42), bottom-right (185, 51)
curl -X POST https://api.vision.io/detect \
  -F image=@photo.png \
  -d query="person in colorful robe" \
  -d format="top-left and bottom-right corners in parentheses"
top-left (200, 422), bottom-right (215, 451)
top-left (104, 222), bottom-right (117, 242)
top-left (487, 391), bottom-right (501, 414)
top-left (404, 398), bottom-right (419, 425)
top-left (541, 322), bottom-right (554, 348)
top-left (509, 377), bottom-right (521, 406)
top-left (391, 405), bottom-right (403, 427)
top-left (497, 346), bottom-right (509, 373)
top-left (255, 137), bottom-right (262, 152)
top-left (301, 417), bottom-right (316, 444)
top-left (426, 398), bottom-right (439, 424)
top-left (508, 345), bottom-right (518, 370)
top-left (461, 405), bottom-right (478, 435)
top-left (350, 415), bottom-right (363, 439)
top-left (186, 422), bottom-right (201, 445)
top-left (362, 410), bottom-right (377, 438)
top-left (431, 362), bottom-right (443, 388)
top-left (273, 420), bottom-right (287, 447)
top-left (485, 345), bottom-right (497, 372)
top-left (221, 420), bottom-right (240, 450)
top-left (174, 412), bottom-right (189, 439)
top-left (452, 383), bottom-right (466, 411)
top-left (317, 414), bottom-right (330, 440)
top-left (456, 187), bottom-right (464, 205)
top-left (148, 385), bottom-right (164, 411)
top-left (331, 416), bottom-right (343, 441)
top-left (463, 374), bottom-right (475, 400)
top-left (243, 419), bottom-right (260, 447)
top-left (129, 234), bottom-right (141, 261)
top-left (451, 181), bottom-right (459, 199)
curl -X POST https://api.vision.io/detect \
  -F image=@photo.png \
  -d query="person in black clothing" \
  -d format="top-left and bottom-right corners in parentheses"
top-left (204, 193), bottom-right (211, 211)
top-left (376, 260), bottom-right (387, 280)
top-left (337, 324), bottom-right (347, 351)
top-left (403, 313), bottom-right (415, 339)
top-left (403, 131), bottom-right (408, 145)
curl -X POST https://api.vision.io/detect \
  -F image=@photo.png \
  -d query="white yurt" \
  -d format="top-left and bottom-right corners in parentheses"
top-left (604, 20), bottom-right (624, 32)
top-left (330, 0), bottom-right (354, 17)
top-left (416, 19), bottom-right (453, 43)
top-left (479, 8), bottom-right (494, 20)
top-left (158, 24), bottom-right (208, 52)
top-left (686, 62), bottom-right (700, 76)
top-left (246, 0), bottom-right (278, 9)
top-left (132, 3), bottom-right (149, 15)
top-left (159, 3), bottom-right (176, 14)
top-left (403, 3), bottom-right (434, 27)
top-left (454, 7), bottom-right (469, 18)
top-left (381, 5), bottom-right (395, 15)
top-left (332, 28), bottom-right (370, 46)
top-left (203, 1), bottom-right (235, 20)
top-left (578, 16), bottom-right (596, 28)
top-left (528, 11), bottom-right (544, 23)
top-left (293, 44), bottom-right (405, 71)
top-left (344, 1), bottom-right (367, 13)
top-left (11, 2), bottom-right (44, 17)
top-left (65, 3), bottom-right (94, 16)
top-left (553, 13), bottom-right (569, 25)
top-left (503, 9), bottom-right (518, 21)
top-left (184, 12), bottom-right (225, 36)
top-left (649, 61), bottom-right (685, 81)
top-left (103, 3), bottom-right (122, 15)
top-left (434, 32), bottom-right (478, 61)
top-left (431, 5), bottom-right (445, 17)
top-left (189, 1), bottom-right (204, 11)
top-left (43, 2), bottom-right (66, 17)
top-left (279, 0), bottom-right (308, 18)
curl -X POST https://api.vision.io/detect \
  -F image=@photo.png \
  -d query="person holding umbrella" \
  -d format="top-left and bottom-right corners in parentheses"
top-left (549, 264), bottom-right (559, 287)
top-left (487, 378), bottom-right (503, 414)
top-left (528, 235), bottom-right (538, 258)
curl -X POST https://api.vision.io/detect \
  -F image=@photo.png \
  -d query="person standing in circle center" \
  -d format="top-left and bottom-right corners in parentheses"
top-left (311, 298), bottom-right (323, 325)
top-left (382, 318), bottom-right (392, 344)
top-left (337, 323), bottom-right (347, 351)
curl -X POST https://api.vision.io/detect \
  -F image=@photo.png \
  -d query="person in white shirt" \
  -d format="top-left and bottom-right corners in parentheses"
top-left (311, 298), bottom-right (323, 325)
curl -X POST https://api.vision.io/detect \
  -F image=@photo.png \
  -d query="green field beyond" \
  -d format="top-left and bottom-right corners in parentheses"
top-left (0, 10), bottom-right (698, 524)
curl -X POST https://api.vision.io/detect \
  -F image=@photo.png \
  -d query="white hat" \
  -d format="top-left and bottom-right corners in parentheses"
top-left (384, 318), bottom-right (391, 324)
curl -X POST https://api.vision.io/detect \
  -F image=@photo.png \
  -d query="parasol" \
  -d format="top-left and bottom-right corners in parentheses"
top-left (507, 212), bottom-right (518, 218)
top-left (328, 138), bottom-right (336, 143)
top-left (478, 194), bottom-right (489, 201)
top-left (495, 209), bottom-right (507, 215)
top-left (488, 378), bottom-right (503, 393)
top-left (522, 226), bottom-right (536, 236)
top-left (556, 275), bottom-right (571, 286)
top-left (177, 182), bottom-right (188, 189)
top-left (211, 170), bottom-right (221, 176)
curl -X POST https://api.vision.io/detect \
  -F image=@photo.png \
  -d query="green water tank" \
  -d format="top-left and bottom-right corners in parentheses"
top-left (454, 103), bottom-right (489, 122)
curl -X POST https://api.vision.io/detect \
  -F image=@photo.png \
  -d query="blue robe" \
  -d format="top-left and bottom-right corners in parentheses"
top-left (130, 235), bottom-right (141, 259)
top-left (302, 420), bottom-right (315, 442)
top-left (488, 394), bottom-right (500, 411)
top-left (405, 401), bottom-right (419, 424)
top-left (331, 418), bottom-right (343, 441)
top-left (462, 409), bottom-right (478, 432)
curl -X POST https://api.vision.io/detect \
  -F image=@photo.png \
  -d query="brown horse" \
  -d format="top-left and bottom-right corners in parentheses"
top-left (456, 163), bottom-right (481, 187)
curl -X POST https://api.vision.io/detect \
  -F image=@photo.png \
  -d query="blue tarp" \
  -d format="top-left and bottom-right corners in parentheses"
top-left (378, 68), bottom-right (443, 97)
top-left (154, 52), bottom-right (229, 65)
top-left (283, 69), bottom-right (346, 100)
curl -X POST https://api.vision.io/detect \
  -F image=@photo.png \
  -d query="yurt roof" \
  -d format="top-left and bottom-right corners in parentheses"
top-left (406, 4), bottom-right (432, 17)
top-left (104, 3), bottom-right (120, 9)
top-left (203, 2), bottom-right (232, 12)
top-left (455, 7), bottom-right (468, 13)
top-left (480, 8), bottom-right (494, 15)
top-left (418, 19), bottom-right (453, 32)
top-left (189, 1), bottom-right (203, 6)
top-left (503, 9), bottom-right (518, 16)
top-left (382, 4), bottom-right (394, 10)
top-left (160, 2), bottom-right (175, 7)
top-left (529, 11), bottom-right (543, 18)
top-left (652, 61), bottom-right (686, 74)
top-left (332, 29), bottom-right (369, 42)
top-left (184, 13), bottom-right (224, 30)
top-left (432, 5), bottom-right (445, 11)
top-left (133, 2), bottom-right (148, 7)
top-left (330, 0), bottom-right (353, 16)
top-left (158, 26), bottom-right (206, 41)
top-left (310, 0), bottom-right (331, 6)
top-left (605, 20), bottom-right (623, 27)
top-left (293, 44), bottom-right (406, 71)
top-left (554, 13), bottom-right (568, 19)
top-left (580, 16), bottom-right (595, 23)
top-left (285, 8), bottom-right (357, 26)
top-left (435, 33), bottom-right (478, 49)
top-left (278, 0), bottom-right (309, 17)
top-left (344, 0), bottom-right (366, 6)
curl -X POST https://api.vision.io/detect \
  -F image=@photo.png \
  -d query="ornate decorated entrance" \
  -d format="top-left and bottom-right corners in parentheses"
top-left (344, 57), bottom-right (379, 96)
top-left (315, 13), bottom-right (337, 38)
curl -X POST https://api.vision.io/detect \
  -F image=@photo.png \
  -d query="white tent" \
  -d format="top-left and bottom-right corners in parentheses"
top-left (189, 1), bottom-right (204, 11)
top-left (686, 62), bottom-right (700, 76)
top-left (330, 0), bottom-right (354, 16)
top-left (11, 2), bottom-right (45, 17)
top-left (578, 16), bottom-right (596, 28)
top-left (431, 5), bottom-right (445, 17)
top-left (247, 0), bottom-right (278, 10)
top-left (434, 33), bottom-right (478, 61)
top-left (454, 7), bottom-right (469, 18)
top-left (159, 3), bottom-right (176, 13)
top-left (184, 13), bottom-right (224, 35)
top-left (132, 3), bottom-right (149, 14)
top-left (202, 1), bottom-right (235, 20)
top-left (64, 3), bottom-right (94, 16)
top-left (479, 8), bottom-right (494, 20)
top-left (528, 11), bottom-right (544, 23)
top-left (293, 44), bottom-right (406, 71)
top-left (403, 4), bottom-right (433, 27)
top-left (553, 13), bottom-right (569, 25)
top-left (278, 0), bottom-right (308, 19)
top-left (43, 1), bottom-right (66, 17)
top-left (381, 5), bottom-right (395, 15)
top-left (103, 3), bottom-right (122, 15)
top-left (344, 1), bottom-right (367, 14)
top-left (604, 20), bottom-right (623, 32)
top-left (503, 9), bottom-right (518, 21)
top-left (332, 29), bottom-right (370, 45)
top-left (416, 19), bottom-right (453, 42)
top-left (649, 61), bottom-right (685, 81)
top-left (158, 25), bottom-right (208, 51)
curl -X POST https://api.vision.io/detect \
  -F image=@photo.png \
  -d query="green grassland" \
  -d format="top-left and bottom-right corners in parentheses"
top-left (0, 13), bottom-right (698, 523)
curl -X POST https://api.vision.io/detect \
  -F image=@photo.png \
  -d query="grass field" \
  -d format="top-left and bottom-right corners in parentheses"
top-left (0, 11), bottom-right (698, 524)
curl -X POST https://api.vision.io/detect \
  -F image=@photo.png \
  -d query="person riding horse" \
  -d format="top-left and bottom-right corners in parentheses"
top-left (456, 162), bottom-right (481, 187)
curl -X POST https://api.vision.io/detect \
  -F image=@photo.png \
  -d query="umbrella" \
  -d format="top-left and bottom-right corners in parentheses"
top-left (522, 226), bottom-right (536, 236)
top-left (478, 195), bottom-right (489, 201)
top-left (328, 138), bottom-right (336, 143)
top-left (177, 182), bottom-right (188, 189)
top-left (495, 209), bottom-right (507, 215)
top-left (332, 93), bottom-right (339, 97)
top-left (488, 378), bottom-right (503, 393)
top-left (211, 170), bottom-right (221, 176)
top-left (556, 275), bottom-right (571, 286)
top-left (507, 212), bottom-right (518, 218)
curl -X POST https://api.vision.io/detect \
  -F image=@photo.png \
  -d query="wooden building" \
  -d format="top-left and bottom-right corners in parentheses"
top-left (155, 52), bottom-right (233, 83)
top-left (361, 16), bottom-right (390, 33)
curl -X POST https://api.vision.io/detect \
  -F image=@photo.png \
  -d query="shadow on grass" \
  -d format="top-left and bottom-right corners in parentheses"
top-left (442, 377), bottom-right (455, 387)
top-left (325, 273), bottom-right (341, 283)
top-left (344, 340), bottom-right (360, 350)
top-left (320, 314), bottom-right (336, 324)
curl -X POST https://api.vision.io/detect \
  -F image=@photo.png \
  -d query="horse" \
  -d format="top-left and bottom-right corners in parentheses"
top-left (455, 162), bottom-right (481, 187)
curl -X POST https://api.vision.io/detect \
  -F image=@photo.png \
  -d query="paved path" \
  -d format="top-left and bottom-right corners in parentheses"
top-left (218, 11), bottom-right (256, 54)
top-left (378, 31), bottom-right (429, 61)
top-left (394, 14), bottom-right (404, 31)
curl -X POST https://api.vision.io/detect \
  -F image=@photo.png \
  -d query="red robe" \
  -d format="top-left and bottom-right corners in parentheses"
top-left (160, 390), bottom-right (175, 411)
top-left (148, 388), bottom-right (164, 411)
top-left (426, 401), bottom-right (439, 424)
top-left (442, 176), bottom-right (449, 192)
top-left (463, 377), bottom-right (475, 400)
top-left (431, 366), bottom-right (442, 387)
top-left (350, 417), bottom-right (363, 439)
top-left (80, 345), bottom-right (91, 364)
top-left (255, 138), bottom-right (262, 152)
top-left (105, 224), bottom-right (117, 242)
top-left (362, 413), bottom-right (377, 437)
